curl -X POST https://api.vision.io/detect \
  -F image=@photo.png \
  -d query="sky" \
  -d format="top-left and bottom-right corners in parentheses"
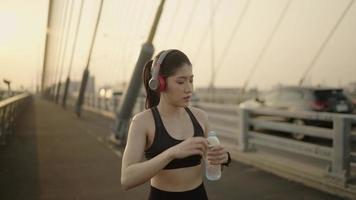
top-left (0, 0), bottom-right (48, 91)
top-left (0, 0), bottom-right (355, 92)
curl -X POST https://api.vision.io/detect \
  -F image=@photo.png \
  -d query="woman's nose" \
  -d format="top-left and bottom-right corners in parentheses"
top-left (185, 82), bottom-right (193, 93)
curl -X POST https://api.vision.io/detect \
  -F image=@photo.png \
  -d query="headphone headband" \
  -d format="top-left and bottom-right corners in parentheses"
top-left (148, 49), bottom-right (174, 91)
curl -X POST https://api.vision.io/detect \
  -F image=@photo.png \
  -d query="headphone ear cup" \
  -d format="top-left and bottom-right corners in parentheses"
top-left (158, 76), bottom-right (166, 92)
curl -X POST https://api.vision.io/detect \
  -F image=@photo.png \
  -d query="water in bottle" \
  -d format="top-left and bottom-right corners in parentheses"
top-left (206, 131), bottom-right (221, 181)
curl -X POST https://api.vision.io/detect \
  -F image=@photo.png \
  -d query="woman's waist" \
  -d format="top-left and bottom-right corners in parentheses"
top-left (151, 165), bottom-right (203, 192)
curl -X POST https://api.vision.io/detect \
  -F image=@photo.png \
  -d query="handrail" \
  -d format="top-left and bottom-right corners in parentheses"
top-left (0, 93), bottom-right (30, 108)
top-left (244, 106), bottom-right (356, 122)
top-left (239, 106), bottom-right (355, 184)
top-left (0, 92), bottom-right (31, 145)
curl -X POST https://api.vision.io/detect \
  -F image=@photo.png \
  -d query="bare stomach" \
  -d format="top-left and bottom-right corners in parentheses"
top-left (151, 164), bottom-right (203, 192)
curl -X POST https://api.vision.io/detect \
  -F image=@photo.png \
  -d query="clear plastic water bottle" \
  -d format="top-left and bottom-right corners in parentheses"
top-left (206, 131), bottom-right (221, 181)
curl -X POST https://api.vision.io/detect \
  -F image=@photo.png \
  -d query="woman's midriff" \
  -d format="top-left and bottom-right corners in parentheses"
top-left (150, 164), bottom-right (203, 192)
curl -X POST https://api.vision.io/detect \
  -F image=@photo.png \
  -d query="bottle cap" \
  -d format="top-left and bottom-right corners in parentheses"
top-left (208, 131), bottom-right (216, 137)
top-left (207, 131), bottom-right (219, 147)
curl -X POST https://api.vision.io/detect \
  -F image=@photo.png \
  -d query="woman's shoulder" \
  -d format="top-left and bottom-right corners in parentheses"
top-left (187, 106), bottom-right (209, 123)
top-left (131, 108), bottom-right (154, 125)
top-left (187, 106), bottom-right (209, 135)
top-left (127, 109), bottom-right (155, 140)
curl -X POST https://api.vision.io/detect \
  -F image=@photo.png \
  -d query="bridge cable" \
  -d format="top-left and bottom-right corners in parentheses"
top-left (126, 0), bottom-right (145, 81)
top-left (177, 0), bottom-right (200, 49)
top-left (129, 0), bottom-right (148, 77)
top-left (162, 0), bottom-right (181, 48)
top-left (60, 0), bottom-right (85, 107)
top-left (83, 0), bottom-right (105, 71)
top-left (242, 0), bottom-right (293, 92)
top-left (214, 0), bottom-right (251, 81)
top-left (66, 0), bottom-right (85, 78)
top-left (99, 7), bottom-right (115, 88)
top-left (49, 0), bottom-right (68, 87)
top-left (298, 0), bottom-right (355, 86)
top-left (117, 0), bottom-right (136, 84)
top-left (104, 0), bottom-right (126, 86)
top-left (107, 0), bottom-right (127, 86)
top-left (192, 0), bottom-right (222, 64)
top-left (209, 0), bottom-right (216, 88)
top-left (116, 1), bottom-right (131, 85)
top-left (57, 0), bottom-right (75, 86)
top-left (52, 0), bottom-right (70, 93)
top-left (109, 0), bottom-right (143, 86)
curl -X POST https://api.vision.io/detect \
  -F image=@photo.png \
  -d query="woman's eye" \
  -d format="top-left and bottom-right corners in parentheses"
top-left (177, 82), bottom-right (184, 84)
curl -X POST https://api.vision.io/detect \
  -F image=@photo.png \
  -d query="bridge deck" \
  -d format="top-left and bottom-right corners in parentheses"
top-left (0, 98), bottom-right (344, 200)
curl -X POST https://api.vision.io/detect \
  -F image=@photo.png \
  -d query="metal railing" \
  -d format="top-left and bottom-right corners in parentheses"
top-left (239, 107), bottom-right (356, 184)
top-left (0, 93), bottom-right (31, 145)
top-left (65, 95), bottom-right (356, 178)
top-left (56, 94), bottom-right (356, 196)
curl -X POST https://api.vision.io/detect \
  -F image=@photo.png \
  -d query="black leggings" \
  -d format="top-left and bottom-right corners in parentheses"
top-left (148, 183), bottom-right (208, 200)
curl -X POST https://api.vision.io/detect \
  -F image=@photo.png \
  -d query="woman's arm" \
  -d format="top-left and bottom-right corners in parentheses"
top-left (193, 107), bottom-right (229, 166)
top-left (121, 113), bottom-right (208, 191)
top-left (121, 114), bottom-right (171, 190)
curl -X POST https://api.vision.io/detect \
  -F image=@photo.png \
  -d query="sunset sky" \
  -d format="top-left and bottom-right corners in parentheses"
top-left (0, 0), bottom-right (355, 91)
top-left (0, 0), bottom-right (48, 91)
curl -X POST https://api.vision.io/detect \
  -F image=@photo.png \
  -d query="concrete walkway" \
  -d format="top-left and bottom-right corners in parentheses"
top-left (0, 98), bottom-right (346, 200)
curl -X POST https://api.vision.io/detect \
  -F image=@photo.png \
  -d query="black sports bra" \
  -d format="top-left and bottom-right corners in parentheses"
top-left (144, 107), bottom-right (205, 169)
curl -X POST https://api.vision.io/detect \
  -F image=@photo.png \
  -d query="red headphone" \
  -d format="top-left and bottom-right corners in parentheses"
top-left (148, 50), bottom-right (174, 92)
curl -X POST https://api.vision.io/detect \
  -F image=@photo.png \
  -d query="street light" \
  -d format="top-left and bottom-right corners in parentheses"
top-left (3, 79), bottom-right (12, 96)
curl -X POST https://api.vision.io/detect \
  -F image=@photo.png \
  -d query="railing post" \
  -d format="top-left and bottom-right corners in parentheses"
top-left (238, 107), bottom-right (249, 152)
top-left (98, 97), bottom-right (101, 110)
top-left (112, 96), bottom-right (117, 112)
top-left (92, 94), bottom-right (95, 107)
top-left (0, 106), bottom-right (7, 145)
top-left (93, 94), bottom-right (97, 108)
top-left (5, 104), bottom-right (12, 134)
top-left (104, 98), bottom-right (108, 111)
top-left (9, 103), bottom-right (16, 133)
top-left (331, 116), bottom-right (351, 183)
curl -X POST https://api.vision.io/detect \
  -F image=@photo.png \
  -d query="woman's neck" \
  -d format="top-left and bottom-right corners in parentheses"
top-left (157, 101), bottom-right (185, 118)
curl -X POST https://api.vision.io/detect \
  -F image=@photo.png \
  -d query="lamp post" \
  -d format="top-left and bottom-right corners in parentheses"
top-left (3, 79), bottom-right (12, 97)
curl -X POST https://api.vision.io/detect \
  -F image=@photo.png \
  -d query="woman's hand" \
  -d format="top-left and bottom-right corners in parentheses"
top-left (167, 137), bottom-right (208, 160)
top-left (206, 145), bottom-right (228, 165)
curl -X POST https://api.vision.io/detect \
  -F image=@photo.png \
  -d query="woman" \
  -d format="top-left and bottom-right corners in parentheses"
top-left (121, 49), bottom-right (231, 199)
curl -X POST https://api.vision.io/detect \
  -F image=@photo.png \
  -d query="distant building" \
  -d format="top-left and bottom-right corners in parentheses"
top-left (347, 82), bottom-right (356, 93)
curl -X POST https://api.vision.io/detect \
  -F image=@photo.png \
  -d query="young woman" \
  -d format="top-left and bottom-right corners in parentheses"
top-left (121, 49), bottom-right (231, 199)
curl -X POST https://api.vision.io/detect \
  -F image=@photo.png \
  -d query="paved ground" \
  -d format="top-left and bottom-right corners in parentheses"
top-left (0, 97), bottom-right (348, 200)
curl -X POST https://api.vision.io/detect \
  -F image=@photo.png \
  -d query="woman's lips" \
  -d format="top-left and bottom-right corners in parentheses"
top-left (183, 96), bottom-right (191, 101)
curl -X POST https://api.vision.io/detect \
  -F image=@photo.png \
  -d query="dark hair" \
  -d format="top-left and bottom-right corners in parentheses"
top-left (142, 49), bottom-right (192, 109)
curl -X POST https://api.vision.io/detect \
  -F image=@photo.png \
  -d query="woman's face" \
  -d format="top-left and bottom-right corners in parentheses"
top-left (162, 64), bottom-right (193, 107)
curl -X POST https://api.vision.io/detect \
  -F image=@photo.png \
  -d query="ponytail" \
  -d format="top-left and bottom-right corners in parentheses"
top-left (142, 60), bottom-right (160, 109)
